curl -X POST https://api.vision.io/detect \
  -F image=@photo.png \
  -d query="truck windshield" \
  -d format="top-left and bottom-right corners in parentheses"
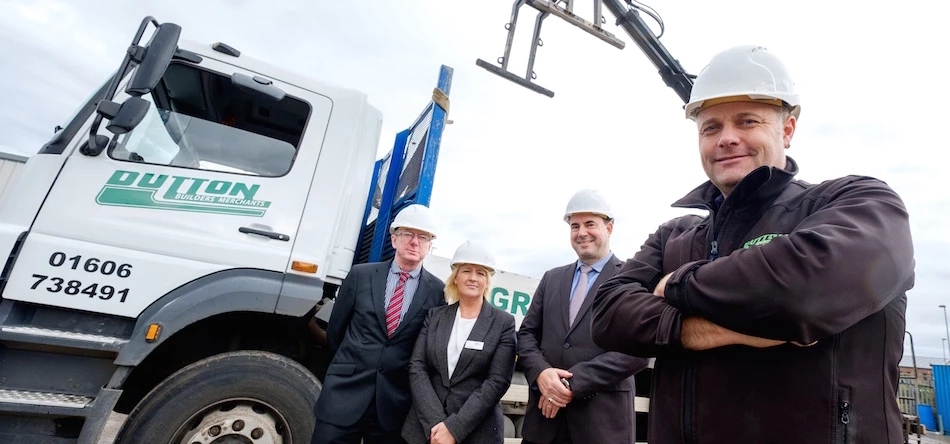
top-left (110, 62), bottom-right (311, 177)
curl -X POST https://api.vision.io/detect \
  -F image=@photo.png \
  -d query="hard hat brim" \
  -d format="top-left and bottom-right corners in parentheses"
top-left (451, 262), bottom-right (496, 276)
top-left (389, 225), bottom-right (437, 239)
top-left (685, 93), bottom-right (801, 120)
top-left (563, 211), bottom-right (613, 223)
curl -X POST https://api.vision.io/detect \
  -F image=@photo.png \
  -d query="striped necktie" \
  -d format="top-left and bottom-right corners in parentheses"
top-left (386, 272), bottom-right (410, 337)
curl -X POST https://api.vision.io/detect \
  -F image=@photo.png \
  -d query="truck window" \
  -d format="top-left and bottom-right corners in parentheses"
top-left (109, 63), bottom-right (311, 177)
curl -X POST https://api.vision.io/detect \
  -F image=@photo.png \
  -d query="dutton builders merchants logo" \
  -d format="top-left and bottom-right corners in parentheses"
top-left (96, 170), bottom-right (272, 217)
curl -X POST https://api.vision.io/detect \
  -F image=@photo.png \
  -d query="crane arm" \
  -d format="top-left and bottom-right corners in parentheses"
top-left (476, 0), bottom-right (694, 104)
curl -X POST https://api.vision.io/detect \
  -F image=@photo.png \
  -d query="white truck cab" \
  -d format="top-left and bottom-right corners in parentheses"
top-left (0, 16), bottom-right (453, 443)
top-left (0, 39), bottom-right (381, 319)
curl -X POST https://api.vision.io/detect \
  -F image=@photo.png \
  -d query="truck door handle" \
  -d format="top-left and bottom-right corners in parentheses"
top-left (239, 227), bottom-right (290, 241)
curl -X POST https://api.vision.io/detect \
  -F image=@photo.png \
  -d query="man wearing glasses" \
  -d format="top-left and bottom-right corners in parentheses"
top-left (313, 204), bottom-right (447, 444)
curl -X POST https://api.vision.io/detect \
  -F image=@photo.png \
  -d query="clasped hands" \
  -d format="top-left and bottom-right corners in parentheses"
top-left (537, 367), bottom-right (573, 419)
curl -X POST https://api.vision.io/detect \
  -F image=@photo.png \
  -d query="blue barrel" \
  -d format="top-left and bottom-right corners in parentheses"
top-left (934, 364), bottom-right (950, 435)
top-left (919, 404), bottom-right (937, 432)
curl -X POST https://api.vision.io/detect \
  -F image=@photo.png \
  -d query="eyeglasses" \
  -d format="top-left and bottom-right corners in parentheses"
top-left (395, 232), bottom-right (432, 243)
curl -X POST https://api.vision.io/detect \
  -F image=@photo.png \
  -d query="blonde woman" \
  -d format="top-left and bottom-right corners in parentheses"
top-left (401, 240), bottom-right (517, 444)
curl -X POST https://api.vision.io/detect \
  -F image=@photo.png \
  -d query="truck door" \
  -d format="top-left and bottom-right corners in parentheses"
top-left (1, 57), bottom-right (332, 318)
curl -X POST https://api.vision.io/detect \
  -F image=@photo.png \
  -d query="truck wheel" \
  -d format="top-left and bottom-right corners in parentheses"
top-left (115, 351), bottom-right (321, 444)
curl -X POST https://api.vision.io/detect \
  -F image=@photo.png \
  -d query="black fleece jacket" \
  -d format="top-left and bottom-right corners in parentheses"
top-left (592, 157), bottom-right (915, 444)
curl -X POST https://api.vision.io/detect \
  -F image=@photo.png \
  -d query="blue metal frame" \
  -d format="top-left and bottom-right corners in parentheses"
top-left (353, 157), bottom-right (384, 261)
top-left (416, 65), bottom-right (453, 205)
top-left (357, 65), bottom-right (454, 264)
top-left (368, 129), bottom-right (409, 262)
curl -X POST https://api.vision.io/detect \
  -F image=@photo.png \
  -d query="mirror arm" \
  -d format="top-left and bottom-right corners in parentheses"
top-left (83, 16), bottom-right (159, 157)
top-left (127, 44), bottom-right (147, 64)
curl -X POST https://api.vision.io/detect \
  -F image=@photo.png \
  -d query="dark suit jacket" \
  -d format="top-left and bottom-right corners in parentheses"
top-left (315, 260), bottom-right (446, 431)
top-left (517, 253), bottom-right (649, 443)
top-left (401, 301), bottom-right (516, 444)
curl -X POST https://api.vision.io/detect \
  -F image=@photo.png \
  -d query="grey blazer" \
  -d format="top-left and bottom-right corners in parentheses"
top-left (401, 301), bottom-right (517, 444)
top-left (315, 260), bottom-right (446, 431)
top-left (517, 254), bottom-right (650, 443)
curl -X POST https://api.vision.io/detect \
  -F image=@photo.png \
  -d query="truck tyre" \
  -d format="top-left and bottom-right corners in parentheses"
top-left (115, 350), bottom-right (321, 444)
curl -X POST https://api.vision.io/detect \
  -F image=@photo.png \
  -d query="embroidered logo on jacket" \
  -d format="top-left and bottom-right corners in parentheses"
top-left (743, 233), bottom-right (788, 249)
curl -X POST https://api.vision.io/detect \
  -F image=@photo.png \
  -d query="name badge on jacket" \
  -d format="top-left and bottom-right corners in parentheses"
top-left (465, 340), bottom-right (484, 350)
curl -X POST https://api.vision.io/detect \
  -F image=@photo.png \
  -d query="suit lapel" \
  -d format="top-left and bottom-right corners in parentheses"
top-left (450, 301), bottom-right (495, 385)
top-left (559, 263), bottom-right (576, 331)
top-left (392, 268), bottom-right (434, 338)
top-left (373, 261), bottom-right (392, 335)
top-left (435, 304), bottom-right (456, 387)
top-left (567, 254), bottom-right (621, 337)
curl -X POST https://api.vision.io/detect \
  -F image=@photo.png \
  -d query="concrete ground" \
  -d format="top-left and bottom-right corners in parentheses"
top-left (913, 432), bottom-right (950, 444)
top-left (96, 410), bottom-right (950, 444)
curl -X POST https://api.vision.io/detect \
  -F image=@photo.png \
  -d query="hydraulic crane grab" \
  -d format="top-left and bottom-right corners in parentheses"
top-left (475, 0), bottom-right (695, 104)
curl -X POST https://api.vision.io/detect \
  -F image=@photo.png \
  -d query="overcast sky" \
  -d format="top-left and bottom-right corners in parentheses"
top-left (2, 0), bottom-right (948, 359)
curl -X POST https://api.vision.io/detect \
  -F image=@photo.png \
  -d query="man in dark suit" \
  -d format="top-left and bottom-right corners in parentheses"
top-left (518, 189), bottom-right (650, 444)
top-left (313, 204), bottom-right (447, 444)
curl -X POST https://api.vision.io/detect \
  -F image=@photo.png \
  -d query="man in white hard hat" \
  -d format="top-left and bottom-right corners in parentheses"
top-left (518, 189), bottom-right (649, 444)
top-left (313, 204), bottom-right (447, 444)
top-left (591, 46), bottom-right (915, 444)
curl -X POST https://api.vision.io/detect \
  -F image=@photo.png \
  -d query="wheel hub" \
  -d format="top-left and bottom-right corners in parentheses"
top-left (179, 404), bottom-right (284, 444)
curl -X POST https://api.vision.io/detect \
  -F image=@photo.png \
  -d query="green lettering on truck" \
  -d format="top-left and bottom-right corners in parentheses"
top-left (512, 291), bottom-right (530, 316)
top-left (96, 169), bottom-right (272, 217)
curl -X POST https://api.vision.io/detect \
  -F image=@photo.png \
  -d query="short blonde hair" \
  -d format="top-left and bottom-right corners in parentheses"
top-left (444, 263), bottom-right (493, 304)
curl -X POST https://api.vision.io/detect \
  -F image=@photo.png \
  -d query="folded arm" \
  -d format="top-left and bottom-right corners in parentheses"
top-left (566, 348), bottom-right (650, 399)
top-left (592, 217), bottom-right (784, 356)
top-left (591, 220), bottom-right (689, 357)
top-left (664, 179), bottom-right (915, 344)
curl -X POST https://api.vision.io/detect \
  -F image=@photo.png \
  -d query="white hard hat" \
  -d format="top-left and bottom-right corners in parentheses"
top-left (451, 240), bottom-right (496, 275)
top-left (389, 204), bottom-right (438, 239)
top-left (684, 45), bottom-right (801, 121)
top-left (564, 189), bottom-right (613, 222)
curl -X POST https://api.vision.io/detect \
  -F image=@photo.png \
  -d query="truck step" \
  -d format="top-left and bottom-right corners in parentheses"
top-left (0, 326), bottom-right (128, 352)
top-left (635, 395), bottom-right (649, 413)
top-left (501, 384), bottom-right (529, 404)
top-left (0, 388), bottom-right (93, 409)
top-left (0, 388), bottom-right (121, 442)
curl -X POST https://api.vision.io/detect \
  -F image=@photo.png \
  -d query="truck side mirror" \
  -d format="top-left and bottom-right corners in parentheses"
top-left (126, 22), bottom-right (181, 96)
top-left (82, 17), bottom-right (181, 157)
top-left (97, 97), bottom-right (151, 135)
